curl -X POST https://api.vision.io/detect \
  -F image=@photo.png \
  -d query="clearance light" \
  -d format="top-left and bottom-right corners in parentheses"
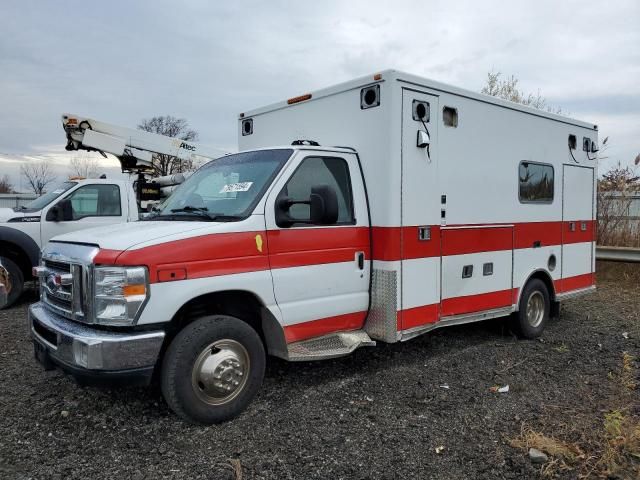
top-left (66, 117), bottom-right (78, 125)
top-left (123, 284), bottom-right (146, 297)
top-left (287, 93), bottom-right (312, 105)
top-left (373, 73), bottom-right (382, 81)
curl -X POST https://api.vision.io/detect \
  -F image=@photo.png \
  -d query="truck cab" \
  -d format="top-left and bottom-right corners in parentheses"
top-left (0, 178), bottom-right (138, 307)
top-left (27, 145), bottom-right (371, 424)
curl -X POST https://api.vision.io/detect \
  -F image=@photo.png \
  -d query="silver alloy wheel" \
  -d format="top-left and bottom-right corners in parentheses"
top-left (526, 291), bottom-right (545, 328)
top-left (191, 339), bottom-right (250, 405)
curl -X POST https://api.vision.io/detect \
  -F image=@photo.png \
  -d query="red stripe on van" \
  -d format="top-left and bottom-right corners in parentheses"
top-left (441, 226), bottom-right (513, 256)
top-left (285, 272), bottom-right (594, 342)
top-left (513, 221), bottom-right (563, 249)
top-left (402, 225), bottom-right (442, 258)
top-left (555, 273), bottom-right (594, 293)
top-left (283, 311), bottom-right (367, 343)
top-left (441, 288), bottom-right (515, 317)
top-left (267, 227), bottom-right (369, 269)
top-left (100, 231), bottom-right (269, 283)
top-left (373, 220), bottom-right (594, 261)
top-left (94, 222), bottom-right (595, 282)
top-left (371, 227), bottom-right (402, 261)
top-left (397, 304), bottom-right (439, 330)
top-left (562, 220), bottom-right (595, 245)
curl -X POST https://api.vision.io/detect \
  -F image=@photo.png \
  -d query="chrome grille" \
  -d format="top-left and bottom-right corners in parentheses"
top-left (39, 242), bottom-right (100, 324)
top-left (41, 259), bottom-right (85, 321)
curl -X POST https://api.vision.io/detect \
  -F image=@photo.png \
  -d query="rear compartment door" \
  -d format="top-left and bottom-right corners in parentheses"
top-left (560, 165), bottom-right (595, 292)
top-left (264, 151), bottom-right (371, 343)
top-left (440, 226), bottom-right (514, 317)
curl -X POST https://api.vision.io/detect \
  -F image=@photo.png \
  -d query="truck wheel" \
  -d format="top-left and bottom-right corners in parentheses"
top-left (0, 257), bottom-right (23, 310)
top-left (512, 279), bottom-right (550, 339)
top-left (161, 315), bottom-right (265, 424)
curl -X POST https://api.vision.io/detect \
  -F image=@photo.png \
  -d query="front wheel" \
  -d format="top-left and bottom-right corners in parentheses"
top-left (0, 257), bottom-right (24, 310)
top-left (511, 279), bottom-right (550, 339)
top-left (161, 315), bottom-right (265, 424)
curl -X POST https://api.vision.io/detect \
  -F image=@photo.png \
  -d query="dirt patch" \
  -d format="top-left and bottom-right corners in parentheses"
top-left (0, 274), bottom-right (638, 479)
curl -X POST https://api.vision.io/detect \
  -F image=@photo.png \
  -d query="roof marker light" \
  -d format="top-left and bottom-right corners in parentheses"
top-left (373, 73), bottom-right (382, 81)
top-left (287, 94), bottom-right (312, 105)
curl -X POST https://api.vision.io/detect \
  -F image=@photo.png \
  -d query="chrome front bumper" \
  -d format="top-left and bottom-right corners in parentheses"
top-left (29, 302), bottom-right (165, 380)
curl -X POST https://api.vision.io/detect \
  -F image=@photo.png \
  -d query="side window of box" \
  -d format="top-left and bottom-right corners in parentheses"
top-left (519, 162), bottom-right (554, 203)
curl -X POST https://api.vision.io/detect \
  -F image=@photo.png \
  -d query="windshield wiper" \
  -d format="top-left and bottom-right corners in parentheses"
top-left (170, 205), bottom-right (208, 213)
top-left (207, 213), bottom-right (245, 222)
top-left (165, 206), bottom-right (214, 220)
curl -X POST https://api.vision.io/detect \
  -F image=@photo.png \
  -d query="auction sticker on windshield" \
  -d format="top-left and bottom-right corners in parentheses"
top-left (220, 182), bottom-right (253, 193)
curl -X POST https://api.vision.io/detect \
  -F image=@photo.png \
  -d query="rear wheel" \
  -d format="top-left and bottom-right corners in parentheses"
top-left (512, 279), bottom-right (550, 339)
top-left (0, 257), bottom-right (23, 309)
top-left (161, 315), bottom-right (265, 424)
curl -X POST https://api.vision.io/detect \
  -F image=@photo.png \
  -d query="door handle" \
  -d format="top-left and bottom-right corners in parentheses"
top-left (356, 251), bottom-right (365, 270)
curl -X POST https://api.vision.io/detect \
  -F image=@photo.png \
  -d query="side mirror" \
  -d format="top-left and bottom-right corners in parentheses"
top-left (46, 199), bottom-right (73, 222)
top-left (417, 130), bottom-right (430, 148)
top-left (275, 184), bottom-right (339, 227)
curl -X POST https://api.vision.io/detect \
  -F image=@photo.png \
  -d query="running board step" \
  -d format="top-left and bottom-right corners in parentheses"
top-left (287, 330), bottom-right (376, 361)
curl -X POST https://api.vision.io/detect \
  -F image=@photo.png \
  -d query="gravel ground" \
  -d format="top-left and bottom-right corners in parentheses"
top-left (0, 271), bottom-right (638, 479)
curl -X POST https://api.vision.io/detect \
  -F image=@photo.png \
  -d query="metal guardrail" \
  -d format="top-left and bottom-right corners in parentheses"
top-left (596, 246), bottom-right (640, 263)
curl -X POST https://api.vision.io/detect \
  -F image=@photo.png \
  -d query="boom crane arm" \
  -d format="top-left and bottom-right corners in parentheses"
top-left (61, 113), bottom-right (228, 173)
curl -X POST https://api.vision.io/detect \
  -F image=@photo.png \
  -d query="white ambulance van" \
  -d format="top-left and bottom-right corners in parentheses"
top-left (24, 70), bottom-right (597, 423)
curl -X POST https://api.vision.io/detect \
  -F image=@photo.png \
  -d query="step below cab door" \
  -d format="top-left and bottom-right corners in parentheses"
top-left (264, 151), bottom-right (371, 343)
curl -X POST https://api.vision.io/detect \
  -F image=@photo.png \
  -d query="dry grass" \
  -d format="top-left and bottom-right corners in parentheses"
top-left (509, 425), bottom-right (584, 475)
top-left (596, 261), bottom-right (640, 284)
top-left (598, 223), bottom-right (640, 248)
top-left (598, 409), bottom-right (640, 478)
top-left (510, 353), bottom-right (640, 478)
top-left (216, 459), bottom-right (244, 480)
top-left (620, 352), bottom-right (638, 391)
top-left (230, 459), bottom-right (243, 480)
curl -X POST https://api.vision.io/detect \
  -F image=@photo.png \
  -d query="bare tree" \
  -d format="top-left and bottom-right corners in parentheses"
top-left (20, 160), bottom-right (56, 195)
top-left (0, 175), bottom-right (13, 193)
top-left (69, 153), bottom-right (99, 178)
top-left (137, 116), bottom-right (199, 176)
top-left (481, 71), bottom-right (562, 114)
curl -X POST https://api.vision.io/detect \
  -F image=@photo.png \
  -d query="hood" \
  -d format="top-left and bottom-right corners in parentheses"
top-left (50, 221), bottom-right (222, 251)
top-left (0, 208), bottom-right (25, 223)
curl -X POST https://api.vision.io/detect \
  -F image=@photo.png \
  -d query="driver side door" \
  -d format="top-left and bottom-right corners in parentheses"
top-left (41, 183), bottom-right (126, 244)
top-left (264, 152), bottom-right (371, 343)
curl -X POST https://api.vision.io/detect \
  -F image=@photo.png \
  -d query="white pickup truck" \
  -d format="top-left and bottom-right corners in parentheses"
top-left (0, 178), bottom-right (138, 307)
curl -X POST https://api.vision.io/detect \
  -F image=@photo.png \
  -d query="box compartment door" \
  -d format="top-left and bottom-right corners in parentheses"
top-left (440, 226), bottom-right (514, 317)
top-left (560, 165), bottom-right (595, 292)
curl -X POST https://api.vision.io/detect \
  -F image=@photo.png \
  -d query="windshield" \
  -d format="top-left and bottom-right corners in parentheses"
top-left (155, 149), bottom-right (293, 220)
top-left (20, 181), bottom-right (77, 211)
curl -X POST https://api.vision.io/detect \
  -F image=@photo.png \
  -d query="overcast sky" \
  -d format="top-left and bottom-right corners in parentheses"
top-left (1, 0), bottom-right (638, 191)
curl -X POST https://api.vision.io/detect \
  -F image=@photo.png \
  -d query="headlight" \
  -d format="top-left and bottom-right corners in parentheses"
top-left (94, 266), bottom-right (149, 325)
